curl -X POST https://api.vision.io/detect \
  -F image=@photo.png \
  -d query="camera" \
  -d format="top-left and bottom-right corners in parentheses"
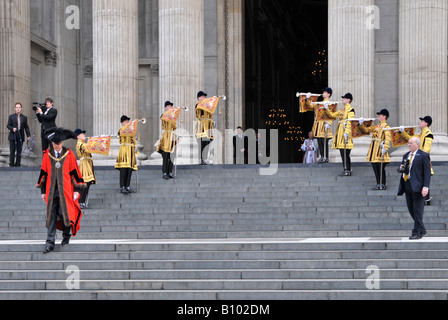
top-left (33, 102), bottom-right (47, 112)
top-left (398, 159), bottom-right (410, 175)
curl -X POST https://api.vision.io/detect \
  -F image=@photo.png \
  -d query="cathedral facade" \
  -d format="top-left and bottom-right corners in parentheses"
top-left (1, 0), bottom-right (447, 166)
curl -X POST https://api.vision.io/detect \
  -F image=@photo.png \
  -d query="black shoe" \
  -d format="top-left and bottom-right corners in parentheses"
top-left (126, 187), bottom-right (135, 194)
top-left (43, 245), bottom-right (54, 254)
top-left (339, 170), bottom-right (351, 177)
top-left (425, 197), bottom-right (432, 206)
top-left (120, 187), bottom-right (129, 194)
top-left (409, 235), bottom-right (423, 240)
top-left (61, 238), bottom-right (70, 247)
top-left (169, 173), bottom-right (175, 179)
top-left (200, 160), bottom-right (207, 165)
top-left (379, 185), bottom-right (387, 191)
top-left (372, 185), bottom-right (381, 190)
top-left (323, 158), bottom-right (329, 164)
top-left (163, 174), bottom-right (170, 180)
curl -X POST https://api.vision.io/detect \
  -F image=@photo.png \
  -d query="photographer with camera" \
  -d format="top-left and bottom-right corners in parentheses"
top-left (35, 98), bottom-right (58, 154)
top-left (397, 137), bottom-right (432, 240)
top-left (7, 103), bottom-right (31, 167)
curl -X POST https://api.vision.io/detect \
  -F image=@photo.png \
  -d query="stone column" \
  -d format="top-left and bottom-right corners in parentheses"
top-left (399, 0), bottom-right (448, 160)
top-left (158, 0), bottom-right (204, 164)
top-left (399, 0), bottom-right (448, 134)
top-left (218, 0), bottom-right (245, 164)
top-left (328, 0), bottom-right (375, 163)
top-left (0, 0), bottom-right (31, 165)
top-left (92, 0), bottom-right (139, 137)
top-left (159, 0), bottom-right (204, 135)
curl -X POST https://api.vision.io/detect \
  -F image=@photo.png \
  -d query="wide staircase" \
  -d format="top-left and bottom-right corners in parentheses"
top-left (0, 163), bottom-right (447, 300)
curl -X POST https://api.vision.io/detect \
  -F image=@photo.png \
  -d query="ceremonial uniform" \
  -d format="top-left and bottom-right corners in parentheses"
top-left (196, 91), bottom-right (214, 164)
top-left (303, 97), bottom-right (334, 162)
top-left (36, 128), bottom-right (85, 253)
top-left (326, 100), bottom-right (355, 175)
top-left (116, 116), bottom-right (138, 194)
top-left (76, 131), bottom-right (97, 208)
top-left (360, 114), bottom-right (392, 189)
top-left (157, 102), bottom-right (178, 179)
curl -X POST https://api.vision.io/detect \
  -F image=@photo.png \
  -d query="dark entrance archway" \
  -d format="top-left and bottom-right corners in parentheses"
top-left (245, 0), bottom-right (328, 164)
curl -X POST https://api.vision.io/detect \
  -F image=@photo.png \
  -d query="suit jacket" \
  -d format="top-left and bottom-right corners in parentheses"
top-left (7, 114), bottom-right (31, 142)
top-left (398, 149), bottom-right (431, 196)
top-left (233, 135), bottom-right (248, 159)
top-left (36, 108), bottom-right (58, 134)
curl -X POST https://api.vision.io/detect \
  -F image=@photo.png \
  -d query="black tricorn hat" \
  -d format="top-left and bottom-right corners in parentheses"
top-left (45, 128), bottom-right (77, 143)
top-left (165, 101), bottom-right (174, 107)
top-left (342, 93), bottom-right (353, 102)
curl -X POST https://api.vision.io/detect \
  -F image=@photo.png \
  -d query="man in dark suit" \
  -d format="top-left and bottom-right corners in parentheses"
top-left (398, 137), bottom-right (432, 240)
top-left (7, 103), bottom-right (31, 167)
top-left (36, 98), bottom-right (58, 154)
top-left (233, 127), bottom-right (248, 164)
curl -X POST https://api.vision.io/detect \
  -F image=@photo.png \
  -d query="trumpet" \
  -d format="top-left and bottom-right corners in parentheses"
top-left (137, 118), bottom-right (147, 124)
top-left (178, 107), bottom-right (189, 112)
top-left (218, 95), bottom-right (227, 101)
top-left (296, 92), bottom-right (320, 98)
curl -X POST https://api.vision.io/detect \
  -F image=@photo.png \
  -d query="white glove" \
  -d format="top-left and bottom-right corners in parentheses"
top-left (359, 118), bottom-right (364, 126)
top-left (73, 192), bottom-right (79, 202)
top-left (324, 102), bottom-right (329, 110)
top-left (399, 126), bottom-right (405, 133)
top-left (344, 133), bottom-right (349, 141)
top-left (325, 124), bottom-right (332, 131)
top-left (382, 148), bottom-right (387, 155)
top-left (306, 92), bottom-right (312, 99)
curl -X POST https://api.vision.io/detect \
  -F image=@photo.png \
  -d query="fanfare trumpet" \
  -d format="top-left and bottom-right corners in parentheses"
top-left (218, 95), bottom-right (227, 101)
top-left (383, 125), bottom-right (419, 131)
top-left (137, 118), bottom-right (147, 124)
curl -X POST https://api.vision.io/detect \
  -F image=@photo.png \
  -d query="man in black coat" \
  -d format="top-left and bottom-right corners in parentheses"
top-left (7, 103), bottom-right (31, 167)
top-left (398, 137), bottom-right (432, 240)
top-left (36, 98), bottom-right (58, 154)
top-left (233, 127), bottom-right (248, 164)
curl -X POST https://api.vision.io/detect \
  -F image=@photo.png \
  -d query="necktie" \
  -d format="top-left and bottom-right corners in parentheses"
top-left (404, 153), bottom-right (414, 182)
top-left (17, 114), bottom-right (21, 131)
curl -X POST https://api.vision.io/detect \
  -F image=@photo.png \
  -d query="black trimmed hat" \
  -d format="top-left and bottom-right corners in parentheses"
top-left (197, 91), bottom-right (208, 98)
top-left (323, 87), bottom-right (333, 96)
top-left (377, 109), bottom-right (390, 119)
top-left (420, 116), bottom-right (433, 127)
top-left (74, 129), bottom-right (86, 137)
top-left (120, 115), bottom-right (131, 123)
top-left (165, 101), bottom-right (174, 107)
top-left (342, 93), bottom-right (353, 101)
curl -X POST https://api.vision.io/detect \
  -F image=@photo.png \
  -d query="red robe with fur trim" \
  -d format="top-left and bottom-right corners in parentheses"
top-left (37, 148), bottom-right (86, 236)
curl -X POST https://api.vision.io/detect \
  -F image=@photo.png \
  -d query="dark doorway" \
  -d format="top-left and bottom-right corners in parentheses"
top-left (245, 0), bottom-right (328, 164)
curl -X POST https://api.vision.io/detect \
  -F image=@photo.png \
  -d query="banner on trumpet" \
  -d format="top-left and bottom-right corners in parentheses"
top-left (315, 103), bottom-right (338, 122)
top-left (161, 107), bottom-right (183, 125)
top-left (296, 93), bottom-right (320, 113)
top-left (86, 136), bottom-right (112, 156)
top-left (348, 119), bottom-right (376, 139)
top-left (389, 127), bottom-right (417, 148)
top-left (196, 96), bottom-right (225, 115)
top-left (120, 119), bottom-right (146, 137)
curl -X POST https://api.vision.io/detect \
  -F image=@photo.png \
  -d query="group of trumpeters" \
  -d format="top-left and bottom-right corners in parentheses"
top-left (300, 88), bottom-right (434, 194)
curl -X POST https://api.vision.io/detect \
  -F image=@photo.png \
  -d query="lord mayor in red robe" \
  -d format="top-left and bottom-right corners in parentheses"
top-left (37, 130), bottom-right (86, 238)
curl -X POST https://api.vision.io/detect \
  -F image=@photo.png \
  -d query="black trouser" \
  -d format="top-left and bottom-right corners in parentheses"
top-left (41, 134), bottom-right (50, 154)
top-left (46, 192), bottom-right (71, 247)
top-left (161, 151), bottom-right (174, 175)
top-left (199, 139), bottom-right (210, 162)
top-left (9, 139), bottom-right (23, 167)
top-left (404, 181), bottom-right (426, 237)
top-left (317, 138), bottom-right (329, 159)
top-left (372, 163), bottom-right (388, 186)
top-left (79, 182), bottom-right (94, 204)
top-left (119, 168), bottom-right (133, 188)
top-left (340, 149), bottom-right (352, 171)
